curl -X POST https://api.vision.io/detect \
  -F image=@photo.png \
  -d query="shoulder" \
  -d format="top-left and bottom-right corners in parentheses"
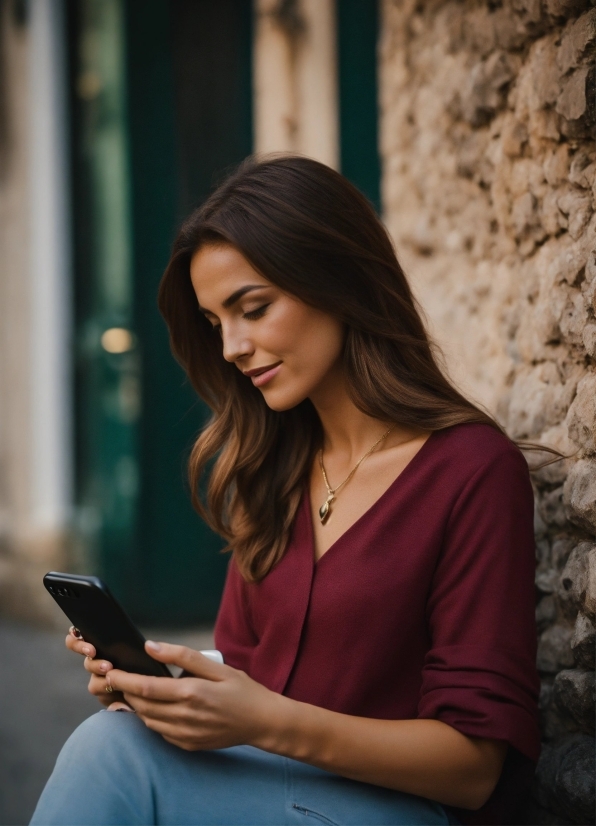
top-left (429, 421), bottom-right (526, 476)
top-left (424, 423), bottom-right (533, 524)
top-left (422, 422), bottom-right (531, 506)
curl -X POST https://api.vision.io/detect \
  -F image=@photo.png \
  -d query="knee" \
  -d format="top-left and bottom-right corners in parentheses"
top-left (32, 711), bottom-right (159, 824)
top-left (59, 709), bottom-right (156, 768)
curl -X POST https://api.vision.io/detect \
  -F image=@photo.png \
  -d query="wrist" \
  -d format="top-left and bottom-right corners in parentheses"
top-left (250, 691), bottom-right (296, 753)
top-left (250, 691), bottom-right (329, 765)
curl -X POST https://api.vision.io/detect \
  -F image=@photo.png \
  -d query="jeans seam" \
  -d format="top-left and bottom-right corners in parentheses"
top-left (284, 756), bottom-right (294, 823)
top-left (291, 803), bottom-right (340, 826)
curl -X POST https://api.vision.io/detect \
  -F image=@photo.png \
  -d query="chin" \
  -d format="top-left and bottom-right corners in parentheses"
top-left (259, 385), bottom-right (309, 412)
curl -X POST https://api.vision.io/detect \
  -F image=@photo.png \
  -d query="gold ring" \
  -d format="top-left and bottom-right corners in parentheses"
top-left (105, 684), bottom-right (114, 693)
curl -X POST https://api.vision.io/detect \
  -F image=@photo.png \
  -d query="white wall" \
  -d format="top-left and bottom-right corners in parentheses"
top-left (28, 0), bottom-right (72, 536)
top-left (0, 0), bottom-right (72, 621)
top-left (253, 0), bottom-right (339, 168)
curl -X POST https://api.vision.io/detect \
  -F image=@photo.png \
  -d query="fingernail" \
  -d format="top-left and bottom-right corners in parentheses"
top-left (99, 662), bottom-right (110, 672)
top-left (146, 640), bottom-right (161, 652)
top-left (82, 646), bottom-right (92, 656)
top-left (71, 627), bottom-right (82, 639)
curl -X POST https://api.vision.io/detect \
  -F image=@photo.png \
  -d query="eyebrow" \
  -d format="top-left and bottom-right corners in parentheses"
top-left (199, 285), bottom-right (266, 314)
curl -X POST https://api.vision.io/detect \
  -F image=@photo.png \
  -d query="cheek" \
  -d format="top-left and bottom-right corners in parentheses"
top-left (279, 306), bottom-right (344, 376)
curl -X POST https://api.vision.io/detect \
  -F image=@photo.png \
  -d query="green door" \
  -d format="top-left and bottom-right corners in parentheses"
top-left (337, 0), bottom-right (381, 213)
top-left (69, 0), bottom-right (253, 624)
top-left (69, 0), bottom-right (140, 599)
top-left (126, 0), bottom-right (253, 625)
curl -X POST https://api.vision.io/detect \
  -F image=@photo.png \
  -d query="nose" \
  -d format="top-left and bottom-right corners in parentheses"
top-left (221, 324), bottom-right (254, 364)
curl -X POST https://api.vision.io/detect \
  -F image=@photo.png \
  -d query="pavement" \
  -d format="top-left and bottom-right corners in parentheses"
top-left (0, 618), bottom-right (214, 825)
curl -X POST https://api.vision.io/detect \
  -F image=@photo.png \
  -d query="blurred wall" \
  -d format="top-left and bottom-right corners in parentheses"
top-left (0, 0), bottom-right (347, 626)
top-left (379, 2), bottom-right (595, 822)
top-left (254, 0), bottom-right (338, 166)
top-left (0, 0), bottom-right (71, 624)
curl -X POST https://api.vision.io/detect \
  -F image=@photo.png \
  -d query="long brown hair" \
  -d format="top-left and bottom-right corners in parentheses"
top-left (158, 155), bottom-right (563, 582)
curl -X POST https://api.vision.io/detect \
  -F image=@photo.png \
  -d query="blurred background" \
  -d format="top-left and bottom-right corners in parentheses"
top-left (1, 0), bottom-right (595, 823)
top-left (0, 1), bottom-right (381, 820)
top-left (0, 0), bottom-right (380, 630)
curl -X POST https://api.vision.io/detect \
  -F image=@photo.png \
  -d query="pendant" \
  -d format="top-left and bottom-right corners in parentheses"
top-left (319, 495), bottom-right (335, 524)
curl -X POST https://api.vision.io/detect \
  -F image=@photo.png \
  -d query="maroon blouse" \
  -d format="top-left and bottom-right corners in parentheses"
top-left (214, 423), bottom-right (541, 824)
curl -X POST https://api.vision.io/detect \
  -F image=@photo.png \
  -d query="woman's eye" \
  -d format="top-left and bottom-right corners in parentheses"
top-left (243, 304), bottom-right (269, 321)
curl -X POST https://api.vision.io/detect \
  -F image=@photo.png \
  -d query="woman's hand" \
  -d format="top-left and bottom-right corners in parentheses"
top-left (106, 640), bottom-right (506, 808)
top-left (64, 627), bottom-right (130, 709)
top-left (105, 642), bottom-right (284, 750)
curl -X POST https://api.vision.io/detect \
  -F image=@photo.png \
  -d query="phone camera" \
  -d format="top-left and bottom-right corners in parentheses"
top-left (53, 585), bottom-right (80, 599)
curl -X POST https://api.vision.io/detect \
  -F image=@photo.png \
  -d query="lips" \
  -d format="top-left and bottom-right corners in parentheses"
top-left (243, 361), bottom-right (282, 387)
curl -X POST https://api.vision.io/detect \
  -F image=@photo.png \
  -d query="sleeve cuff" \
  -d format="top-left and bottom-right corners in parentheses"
top-left (417, 645), bottom-right (541, 761)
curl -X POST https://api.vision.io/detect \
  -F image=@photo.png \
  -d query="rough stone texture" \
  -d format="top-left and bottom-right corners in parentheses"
top-left (538, 623), bottom-right (576, 672)
top-left (566, 372), bottom-right (596, 452)
top-left (572, 611), bottom-right (596, 668)
top-left (585, 545), bottom-right (596, 617)
top-left (380, 1), bottom-right (595, 821)
top-left (558, 8), bottom-right (596, 73)
top-left (531, 734), bottom-right (596, 825)
top-left (558, 540), bottom-right (594, 617)
top-left (564, 458), bottom-right (596, 530)
top-left (553, 668), bottom-right (596, 731)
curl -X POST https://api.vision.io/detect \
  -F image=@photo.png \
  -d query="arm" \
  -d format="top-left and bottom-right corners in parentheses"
top-left (106, 642), bottom-right (506, 812)
top-left (261, 692), bottom-right (507, 811)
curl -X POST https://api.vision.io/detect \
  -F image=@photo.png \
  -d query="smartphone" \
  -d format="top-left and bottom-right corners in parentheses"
top-left (44, 571), bottom-right (173, 677)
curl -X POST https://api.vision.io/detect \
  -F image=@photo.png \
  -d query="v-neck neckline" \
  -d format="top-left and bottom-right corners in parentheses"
top-left (307, 429), bottom-right (438, 567)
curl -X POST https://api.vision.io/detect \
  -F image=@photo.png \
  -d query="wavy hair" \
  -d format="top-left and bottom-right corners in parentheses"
top-left (158, 155), bottom-right (563, 582)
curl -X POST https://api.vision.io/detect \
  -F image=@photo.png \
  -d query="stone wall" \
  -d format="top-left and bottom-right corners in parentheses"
top-left (379, 1), bottom-right (595, 822)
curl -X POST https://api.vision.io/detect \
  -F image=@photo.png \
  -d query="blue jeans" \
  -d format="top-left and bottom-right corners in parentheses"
top-left (31, 710), bottom-right (457, 825)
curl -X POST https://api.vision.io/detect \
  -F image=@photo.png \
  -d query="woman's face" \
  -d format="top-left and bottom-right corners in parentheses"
top-left (190, 244), bottom-right (345, 411)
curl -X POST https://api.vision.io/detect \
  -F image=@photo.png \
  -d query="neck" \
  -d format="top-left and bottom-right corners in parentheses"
top-left (309, 364), bottom-right (403, 463)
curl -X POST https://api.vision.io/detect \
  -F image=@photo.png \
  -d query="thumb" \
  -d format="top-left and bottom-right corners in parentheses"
top-left (145, 641), bottom-right (226, 680)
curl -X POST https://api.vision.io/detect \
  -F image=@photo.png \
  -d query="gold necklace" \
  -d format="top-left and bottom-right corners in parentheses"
top-left (317, 425), bottom-right (395, 524)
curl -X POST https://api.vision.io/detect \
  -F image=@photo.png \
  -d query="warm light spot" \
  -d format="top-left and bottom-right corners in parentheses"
top-left (77, 71), bottom-right (102, 100)
top-left (101, 328), bottom-right (134, 354)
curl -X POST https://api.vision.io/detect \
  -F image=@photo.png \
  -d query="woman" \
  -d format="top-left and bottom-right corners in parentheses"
top-left (32, 156), bottom-right (550, 826)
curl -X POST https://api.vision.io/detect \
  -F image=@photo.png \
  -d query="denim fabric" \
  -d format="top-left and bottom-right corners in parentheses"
top-left (31, 710), bottom-right (458, 826)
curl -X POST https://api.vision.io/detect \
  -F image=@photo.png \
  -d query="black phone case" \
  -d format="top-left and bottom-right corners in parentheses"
top-left (43, 572), bottom-right (171, 677)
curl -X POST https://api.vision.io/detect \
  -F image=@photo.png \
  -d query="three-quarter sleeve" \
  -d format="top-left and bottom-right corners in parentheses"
top-left (417, 445), bottom-right (541, 761)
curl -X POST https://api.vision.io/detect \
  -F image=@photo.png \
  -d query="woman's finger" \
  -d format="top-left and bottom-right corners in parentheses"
top-left (162, 734), bottom-right (187, 748)
top-left (122, 693), bottom-right (191, 721)
top-left (65, 627), bottom-right (84, 648)
top-left (65, 632), bottom-right (79, 651)
top-left (107, 669), bottom-right (197, 702)
top-left (84, 657), bottom-right (113, 676)
top-left (88, 674), bottom-right (126, 704)
top-left (144, 641), bottom-right (226, 681)
top-left (65, 633), bottom-right (96, 659)
top-left (88, 673), bottom-right (110, 694)
top-left (138, 715), bottom-right (197, 745)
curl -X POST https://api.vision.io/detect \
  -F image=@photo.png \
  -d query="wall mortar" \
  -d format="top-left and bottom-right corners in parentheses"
top-left (380, 1), bottom-right (595, 822)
